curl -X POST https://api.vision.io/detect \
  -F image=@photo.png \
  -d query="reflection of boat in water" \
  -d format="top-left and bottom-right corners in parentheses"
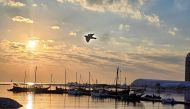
top-left (161, 94), bottom-right (176, 105)
top-left (121, 94), bottom-right (141, 102)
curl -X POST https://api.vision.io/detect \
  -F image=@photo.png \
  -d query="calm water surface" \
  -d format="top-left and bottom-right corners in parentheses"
top-left (0, 85), bottom-right (188, 109)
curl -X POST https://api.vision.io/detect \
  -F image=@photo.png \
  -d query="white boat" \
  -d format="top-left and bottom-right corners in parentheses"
top-left (161, 95), bottom-right (176, 105)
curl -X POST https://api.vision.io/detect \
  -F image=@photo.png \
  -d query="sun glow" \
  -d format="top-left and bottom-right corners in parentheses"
top-left (26, 39), bottom-right (39, 50)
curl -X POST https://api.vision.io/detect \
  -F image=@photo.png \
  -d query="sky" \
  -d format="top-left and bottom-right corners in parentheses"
top-left (0, 0), bottom-right (190, 84)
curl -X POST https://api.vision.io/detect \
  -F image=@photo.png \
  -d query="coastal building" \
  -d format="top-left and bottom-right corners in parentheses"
top-left (185, 52), bottom-right (190, 81)
top-left (131, 53), bottom-right (190, 88)
top-left (131, 79), bottom-right (190, 88)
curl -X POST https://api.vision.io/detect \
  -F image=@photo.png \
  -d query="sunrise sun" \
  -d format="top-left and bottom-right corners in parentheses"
top-left (26, 39), bottom-right (39, 50)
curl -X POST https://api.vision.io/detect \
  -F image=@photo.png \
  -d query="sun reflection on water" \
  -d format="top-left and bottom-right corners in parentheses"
top-left (26, 94), bottom-right (33, 109)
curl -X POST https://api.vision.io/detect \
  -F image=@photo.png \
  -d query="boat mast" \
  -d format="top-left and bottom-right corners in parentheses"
top-left (65, 69), bottom-right (67, 89)
top-left (89, 72), bottom-right (90, 91)
top-left (24, 70), bottom-right (26, 87)
top-left (51, 73), bottom-right (53, 84)
top-left (34, 66), bottom-right (37, 84)
top-left (76, 72), bottom-right (78, 84)
top-left (50, 73), bottom-right (53, 89)
top-left (125, 77), bottom-right (127, 90)
top-left (116, 67), bottom-right (119, 93)
top-left (24, 70), bottom-right (26, 84)
top-left (79, 74), bottom-right (81, 88)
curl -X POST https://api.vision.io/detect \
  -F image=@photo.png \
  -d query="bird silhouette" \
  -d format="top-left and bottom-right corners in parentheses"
top-left (84, 33), bottom-right (97, 43)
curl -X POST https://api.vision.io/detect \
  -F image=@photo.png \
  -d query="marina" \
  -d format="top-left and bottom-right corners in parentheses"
top-left (5, 66), bottom-right (190, 107)
top-left (1, 84), bottom-right (190, 109)
top-left (0, 0), bottom-right (190, 108)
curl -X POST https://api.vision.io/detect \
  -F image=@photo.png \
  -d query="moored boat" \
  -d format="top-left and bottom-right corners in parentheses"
top-left (8, 66), bottom-right (50, 93)
top-left (34, 87), bottom-right (67, 94)
top-left (8, 84), bottom-right (50, 93)
top-left (68, 88), bottom-right (86, 96)
top-left (91, 89), bottom-right (110, 98)
top-left (121, 93), bottom-right (141, 102)
top-left (140, 93), bottom-right (161, 101)
top-left (161, 95), bottom-right (176, 105)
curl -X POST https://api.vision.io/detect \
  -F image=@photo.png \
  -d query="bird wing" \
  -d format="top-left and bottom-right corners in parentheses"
top-left (88, 34), bottom-right (94, 37)
top-left (91, 37), bottom-right (97, 39)
top-left (86, 37), bottom-right (91, 42)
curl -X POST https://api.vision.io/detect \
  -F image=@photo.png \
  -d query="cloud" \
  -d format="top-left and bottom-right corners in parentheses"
top-left (58, 0), bottom-right (161, 26)
top-left (69, 32), bottom-right (77, 36)
top-left (173, 27), bottom-right (178, 31)
top-left (119, 24), bottom-right (130, 31)
top-left (0, 0), bottom-right (25, 7)
top-left (57, 0), bottom-right (64, 3)
top-left (12, 16), bottom-right (34, 24)
top-left (51, 25), bottom-right (60, 30)
top-left (7, 1), bottom-right (25, 7)
top-left (168, 27), bottom-right (178, 36)
top-left (0, 38), bottom-right (185, 82)
top-left (144, 14), bottom-right (160, 26)
top-left (32, 4), bottom-right (38, 7)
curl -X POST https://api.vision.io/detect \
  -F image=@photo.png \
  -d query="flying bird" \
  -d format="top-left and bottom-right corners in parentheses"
top-left (84, 33), bottom-right (97, 43)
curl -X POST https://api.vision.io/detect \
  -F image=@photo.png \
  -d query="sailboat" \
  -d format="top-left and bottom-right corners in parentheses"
top-left (55, 69), bottom-right (68, 93)
top-left (115, 67), bottom-right (142, 102)
top-left (35, 71), bottom-right (67, 94)
top-left (91, 88), bottom-right (110, 98)
top-left (108, 67), bottom-right (121, 98)
top-left (68, 72), bottom-right (91, 96)
top-left (68, 72), bottom-right (83, 96)
top-left (8, 66), bottom-right (50, 93)
top-left (91, 73), bottom-right (110, 98)
top-left (91, 67), bottom-right (124, 98)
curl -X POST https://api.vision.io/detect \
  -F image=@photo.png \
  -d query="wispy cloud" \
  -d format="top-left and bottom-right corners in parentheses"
top-left (0, 0), bottom-right (25, 7)
top-left (51, 25), bottom-right (60, 30)
top-left (69, 32), bottom-right (77, 36)
top-left (58, 0), bottom-right (161, 26)
top-left (0, 38), bottom-right (185, 82)
top-left (57, 0), bottom-right (64, 3)
top-left (168, 27), bottom-right (178, 36)
top-left (32, 4), bottom-right (38, 7)
top-left (12, 16), bottom-right (34, 24)
top-left (119, 24), bottom-right (130, 31)
top-left (7, 1), bottom-right (25, 7)
top-left (144, 14), bottom-right (160, 26)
